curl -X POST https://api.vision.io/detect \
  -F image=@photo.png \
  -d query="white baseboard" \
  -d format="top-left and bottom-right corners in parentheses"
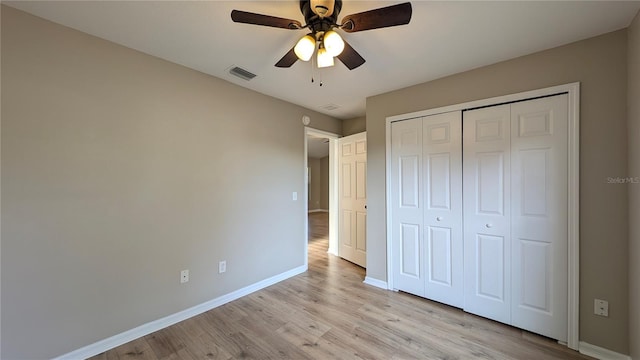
top-left (579, 342), bottom-right (631, 360)
top-left (308, 209), bottom-right (329, 213)
top-left (53, 265), bottom-right (308, 360)
top-left (363, 276), bottom-right (388, 290)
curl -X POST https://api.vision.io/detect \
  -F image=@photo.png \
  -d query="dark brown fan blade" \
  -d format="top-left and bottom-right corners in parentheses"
top-left (340, 2), bottom-right (412, 33)
top-left (336, 40), bottom-right (365, 70)
top-left (275, 47), bottom-right (299, 68)
top-left (231, 10), bottom-right (302, 30)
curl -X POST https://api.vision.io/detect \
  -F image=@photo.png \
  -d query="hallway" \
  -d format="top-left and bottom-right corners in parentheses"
top-left (308, 212), bottom-right (330, 265)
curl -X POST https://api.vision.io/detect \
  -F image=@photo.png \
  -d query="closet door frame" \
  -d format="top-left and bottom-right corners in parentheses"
top-left (384, 82), bottom-right (580, 350)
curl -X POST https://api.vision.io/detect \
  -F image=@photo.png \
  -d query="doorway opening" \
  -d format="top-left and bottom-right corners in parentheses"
top-left (304, 127), bottom-right (339, 269)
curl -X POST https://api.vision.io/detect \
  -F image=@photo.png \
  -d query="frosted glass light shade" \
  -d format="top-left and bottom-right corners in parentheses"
top-left (323, 30), bottom-right (344, 57)
top-left (317, 47), bottom-right (334, 68)
top-left (294, 35), bottom-right (315, 61)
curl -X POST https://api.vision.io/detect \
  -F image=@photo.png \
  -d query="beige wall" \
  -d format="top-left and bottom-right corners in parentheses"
top-left (628, 10), bottom-right (640, 360)
top-left (308, 156), bottom-right (329, 211)
top-left (0, 5), bottom-right (3, 357)
top-left (342, 116), bottom-right (366, 136)
top-left (366, 30), bottom-right (630, 354)
top-left (0, 6), bottom-right (342, 359)
top-left (319, 156), bottom-right (329, 210)
top-left (308, 157), bottom-right (320, 209)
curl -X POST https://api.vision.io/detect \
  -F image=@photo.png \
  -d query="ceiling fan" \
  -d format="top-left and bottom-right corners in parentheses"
top-left (231, 0), bottom-right (412, 70)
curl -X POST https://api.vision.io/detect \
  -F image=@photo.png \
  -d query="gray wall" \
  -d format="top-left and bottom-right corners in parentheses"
top-left (366, 30), bottom-right (630, 354)
top-left (1, 7), bottom-right (342, 359)
top-left (342, 116), bottom-right (366, 136)
top-left (628, 11), bottom-right (640, 360)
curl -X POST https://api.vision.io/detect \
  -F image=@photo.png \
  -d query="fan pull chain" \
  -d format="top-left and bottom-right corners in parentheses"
top-left (310, 52), bottom-right (315, 84)
top-left (309, 55), bottom-right (325, 87)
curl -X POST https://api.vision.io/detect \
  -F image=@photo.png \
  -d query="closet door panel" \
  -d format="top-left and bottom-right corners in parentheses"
top-left (391, 118), bottom-right (425, 296)
top-left (463, 104), bottom-right (512, 324)
top-left (511, 94), bottom-right (568, 341)
top-left (475, 234), bottom-right (506, 300)
top-left (423, 112), bottom-right (463, 308)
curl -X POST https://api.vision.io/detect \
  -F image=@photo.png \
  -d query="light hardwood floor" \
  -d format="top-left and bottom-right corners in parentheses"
top-left (91, 212), bottom-right (592, 359)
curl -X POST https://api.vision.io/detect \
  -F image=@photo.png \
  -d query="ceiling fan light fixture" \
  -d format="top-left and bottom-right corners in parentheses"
top-left (232, 1), bottom-right (413, 71)
top-left (294, 35), bottom-right (316, 61)
top-left (317, 46), bottom-right (334, 68)
top-left (323, 30), bottom-right (344, 57)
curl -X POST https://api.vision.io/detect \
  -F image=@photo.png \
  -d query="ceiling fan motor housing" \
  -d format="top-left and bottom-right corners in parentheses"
top-left (301, 0), bottom-right (342, 27)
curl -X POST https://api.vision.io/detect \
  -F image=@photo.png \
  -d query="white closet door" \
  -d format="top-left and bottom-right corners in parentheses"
top-left (463, 104), bottom-right (512, 324)
top-left (338, 132), bottom-right (367, 267)
top-left (423, 112), bottom-right (463, 308)
top-left (510, 95), bottom-right (568, 341)
top-left (391, 118), bottom-right (425, 296)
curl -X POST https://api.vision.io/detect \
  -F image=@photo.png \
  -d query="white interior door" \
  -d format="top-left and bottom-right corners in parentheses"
top-left (338, 132), bottom-right (367, 267)
top-left (423, 112), bottom-right (463, 308)
top-left (390, 119), bottom-right (425, 296)
top-left (463, 104), bottom-right (512, 324)
top-left (510, 95), bottom-right (568, 341)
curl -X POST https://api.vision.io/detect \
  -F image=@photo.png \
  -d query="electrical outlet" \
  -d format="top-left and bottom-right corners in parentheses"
top-left (219, 260), bottom-right (226, 274)
top-left (594, 299), bottom-right (609, 317)
top-left (180, 269), bottom-right (189, 283)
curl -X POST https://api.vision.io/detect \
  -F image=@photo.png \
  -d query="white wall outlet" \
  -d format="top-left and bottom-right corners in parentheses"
top-left (594, 299), bottom-right (609, 317)
top-left (218, 260), bottom-right (226, 274)
top-left (180, 269), bottom-right (189, 283)
top-left (292, 192), bottom-right (298, 201)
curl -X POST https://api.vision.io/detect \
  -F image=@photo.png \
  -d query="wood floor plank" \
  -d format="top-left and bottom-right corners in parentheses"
top-left (90, 212), bottom-right (593, 360)
top-left (144, 328), bottom-right (186, 359)
top-left (162, 320), bottom-right (233, 360)
top-left (276, 323), bottom-right (364, 360)
top-left (99, 336), bottom-right (156, 360)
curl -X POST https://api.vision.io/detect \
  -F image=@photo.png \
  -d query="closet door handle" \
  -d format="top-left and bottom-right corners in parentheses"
top-left (436, 217), bottom-right (443, 221)
top-left (485, 223), bottom-right (493, 228)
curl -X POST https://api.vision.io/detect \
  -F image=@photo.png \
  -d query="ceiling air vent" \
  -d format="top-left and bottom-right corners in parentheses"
top-left (320, 103), bottom-right (340, 111)
top-left (229, 66), bottom-right (257, 81)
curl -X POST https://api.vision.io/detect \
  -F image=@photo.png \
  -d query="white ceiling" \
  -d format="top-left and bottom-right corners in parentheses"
top-left (308, 134), bottom-right (330, 158)
top-left (6, 1), bottom-right (640, 120)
